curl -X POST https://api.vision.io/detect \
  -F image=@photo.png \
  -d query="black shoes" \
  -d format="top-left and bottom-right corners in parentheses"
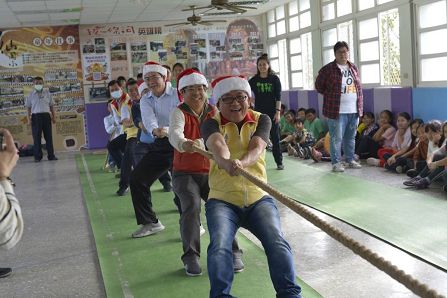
top-left (276, 164), bottom-right (284, 170)
top-left (48, 156), bottom-right (58, 161)
top-left (116, 186), bottom-right (129, 196)
top-left (163, 183), bottom-right (172, 192)
top-left (0, 268), bottom-right (12, 278)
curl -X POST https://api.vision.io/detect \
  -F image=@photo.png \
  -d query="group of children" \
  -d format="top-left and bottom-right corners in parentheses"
top-left (279, 106), bottom-right (447, 192)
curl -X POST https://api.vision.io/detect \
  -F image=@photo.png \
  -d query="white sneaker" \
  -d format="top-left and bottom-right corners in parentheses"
top-left (366, 157), bottom-right (380, 166)
top-left (132, 221), bottom-right (165, 238)
top-left (347, 160), bottom-right (362, 169)
top-left (199, 224), bottom-right (206, 237)
top-left (332, 163), bottom-right (345, 172)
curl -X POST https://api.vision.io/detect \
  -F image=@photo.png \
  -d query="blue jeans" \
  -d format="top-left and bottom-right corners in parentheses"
top-left (327, 113), bottom-right (359, 165)
top-left (205, 197), bottom-right (302, 298)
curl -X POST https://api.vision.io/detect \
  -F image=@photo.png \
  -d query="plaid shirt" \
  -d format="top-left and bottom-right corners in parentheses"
top-left (315, 60), bottom-right (363, 119)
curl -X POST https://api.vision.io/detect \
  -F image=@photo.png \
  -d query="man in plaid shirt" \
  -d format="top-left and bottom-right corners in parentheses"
top-left (315, 41), bottom-right (363, 172)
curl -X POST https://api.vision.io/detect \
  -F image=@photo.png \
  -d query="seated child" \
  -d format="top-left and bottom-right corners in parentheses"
top-left (355, 112), bottom-right (379, 158)
top-left (280, 110), bottom-right (297, 139)
top-left (394, 123), bottom-right (428, 175)
top-left (404, 120), bottom-right (447, 189)
top-left (304, 108), bottom-right (326, 141)
top-left (311, 132), bottom-right (331, 162)
top-left (358, 110), bottom-right (395, 159)
top-left (368, 112), bottom-right (412, 168)
top-left (384, 117), bottom-right (422, 172)
top-left (281, 118), bottom-right (315, 159)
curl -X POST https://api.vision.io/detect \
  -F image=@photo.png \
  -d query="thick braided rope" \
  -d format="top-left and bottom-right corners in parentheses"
top-left (193, 145), bottom-right (445, 298)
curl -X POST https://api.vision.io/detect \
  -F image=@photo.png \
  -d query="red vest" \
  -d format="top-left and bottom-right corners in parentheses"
top-left (172, 103), bottom-right (217, 173)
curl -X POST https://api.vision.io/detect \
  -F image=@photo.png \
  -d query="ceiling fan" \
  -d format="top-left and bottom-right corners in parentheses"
top-left (184, 0), bottom-right (268, 14)
top-left (165, 6), bottom-right (226, 27)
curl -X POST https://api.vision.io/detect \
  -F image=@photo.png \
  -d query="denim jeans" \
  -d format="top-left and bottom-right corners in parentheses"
top-left (327, 113), bottom-right (359, 165)
top-left (205, 197), bottom-right (302, 298)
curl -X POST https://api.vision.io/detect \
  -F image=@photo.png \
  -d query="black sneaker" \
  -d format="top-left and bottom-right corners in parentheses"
top-left (413, 178), bottom-right (430, 189)
top-left (48, 156), bottom-right (58, 161)
top-left (276, 164), bottom-right (284, 170)
top-left (116, 186), bottom-right (129, 196)
top-left (406, 169), bottom-right (418, 178)
top-left (403, 177), bottom-right (421, 187)
top-left (233, 257), bottom-right (245, 273)
top-left (443, 185), bottom-right (447, 193)
top-left (34, 159), bottom-right (41, 163)
top-left (184, 260), bottom-right (202, 276)
top-left (163, 183), bottom-right (172, 192)
top-left (0, 268), bottom-right (12, 278)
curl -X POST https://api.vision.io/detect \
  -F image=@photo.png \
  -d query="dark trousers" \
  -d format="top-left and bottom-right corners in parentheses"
top-left (356, 136), bottom-right (380, 159)
top-left (129, 138), bottom-right (174, 225)
top-left (270, 120), bottom-right (283, 166)
top-left (134, 141), bottom-right (172, 186)
top-left (31, 113), bottom-right (55, 160)
top-left (107, 134), bottom-right (126, 169)
top-left (119, 137), bottom-right (137, 189)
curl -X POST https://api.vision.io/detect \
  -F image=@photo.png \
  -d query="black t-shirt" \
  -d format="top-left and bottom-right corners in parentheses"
top-left (249, 74), bottom-right (282, 118)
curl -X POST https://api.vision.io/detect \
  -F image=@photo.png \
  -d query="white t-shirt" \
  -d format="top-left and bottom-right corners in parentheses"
top-left (338, 64), bottom-right (357, 114)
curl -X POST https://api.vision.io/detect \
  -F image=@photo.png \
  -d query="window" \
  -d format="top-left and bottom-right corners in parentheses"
top-left (358, 0), bottom-right (396, 11)
top-left (289, 33), bottom-right (313, 89)
top-left (357, 8), bottom-right (400, 85)
top-left (321, 0), bottom-right (352, 21)
top-left (268, 5), bottom-right (286, 38)
top-left (417, 0), bottom-right (447, 83)
top-left (321, 20), bottom-right (354, 65)
top-left (288, 0), bottom-right (311, 32)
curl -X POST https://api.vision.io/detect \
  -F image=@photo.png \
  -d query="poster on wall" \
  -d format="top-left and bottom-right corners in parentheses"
top-left (79, 17), bottom-right (264, 83)
top-left (0, 25), bottom-right (86, 151)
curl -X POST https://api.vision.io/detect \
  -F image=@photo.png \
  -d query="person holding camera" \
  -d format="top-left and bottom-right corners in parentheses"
top-left (0, 128), bottom-right (24, 277)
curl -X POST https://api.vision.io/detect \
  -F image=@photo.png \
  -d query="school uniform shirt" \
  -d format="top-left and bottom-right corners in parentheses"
top-left (140, 84), bottom-right (179, 137)
top-left (25, 89), bottom-right (53, 114)
top-left (391, 127), bottom-right (412, 150)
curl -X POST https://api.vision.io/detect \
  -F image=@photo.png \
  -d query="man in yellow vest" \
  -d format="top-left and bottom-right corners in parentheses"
top-left (201, 75), bottom-right (302, 298)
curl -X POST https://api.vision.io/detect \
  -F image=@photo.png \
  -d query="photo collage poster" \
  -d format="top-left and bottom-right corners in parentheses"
top-left (0, 25), bottom-right (86, 150)
top-left (79, 17), bottom-right (264, 96)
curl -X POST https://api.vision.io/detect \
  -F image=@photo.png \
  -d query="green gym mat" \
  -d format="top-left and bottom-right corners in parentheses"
top-left (76, 153), bottom-right (321, 298)
top-left (265, 155), bottom-right (447, 271)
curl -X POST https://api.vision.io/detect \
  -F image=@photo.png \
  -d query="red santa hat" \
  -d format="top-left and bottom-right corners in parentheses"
top-left (137, 81), bottom-right (148, 95)
top-left (143, 61), bottom-right (167, 77)
top-left (177, 68), bottom-right (208, 91)
top-left (211, 75), bottom-right (251, 100)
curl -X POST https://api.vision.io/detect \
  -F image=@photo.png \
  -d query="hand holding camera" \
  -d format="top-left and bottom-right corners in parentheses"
top-left (0, 128), bottom-right (19, 181)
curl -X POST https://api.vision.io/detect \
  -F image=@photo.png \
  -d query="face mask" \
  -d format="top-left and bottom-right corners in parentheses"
top-left (34, 84), bottom-right (43, 91)
top-left (111, 89), bottom-right (122, 99)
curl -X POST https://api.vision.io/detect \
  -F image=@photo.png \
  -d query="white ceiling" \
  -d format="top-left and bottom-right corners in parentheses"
top-left (0, 0), bottom-right (290, 28)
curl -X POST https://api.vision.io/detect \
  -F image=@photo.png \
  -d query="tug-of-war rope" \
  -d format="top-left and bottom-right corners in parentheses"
top-left (192, 145), bottom-right (444, 298)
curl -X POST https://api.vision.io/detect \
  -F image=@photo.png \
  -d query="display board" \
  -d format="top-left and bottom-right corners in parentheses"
top-left (79, 18), bottom-right (264, 103)
top-left (0, 25), bottom-right (85, 151)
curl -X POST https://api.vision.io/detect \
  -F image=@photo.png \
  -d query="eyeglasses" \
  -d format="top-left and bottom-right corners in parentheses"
top-left (220, 95), bottom-right (248, 104)
top-left (185, 86), bottom-right (206, 93)
top-left (144, 75), bottom-right (162, 81)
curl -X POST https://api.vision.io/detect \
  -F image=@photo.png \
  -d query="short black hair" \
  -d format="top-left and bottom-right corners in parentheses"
top-left (294, 118), bottom-right (304, 125)
top-left (298, 108), bottom-right (306, 113)
top-left (127, 78), bottom-right (137, 87)
top-left (162, 64), bottom-right (171, 72)
top-left (305, 108), bottom-right (316, 115)
top-left (117, 76), bottom-right (126, 82)
top-left (34, 76), bottom-right (43, 81)
top-left (107, 80), bottom-right (119, 98)
top-left (333, 41), bottom-right (349, 54)
top-left (363, 112), bottom-right (375, 120)
top-left (137, 73), bottom-right (143, 79)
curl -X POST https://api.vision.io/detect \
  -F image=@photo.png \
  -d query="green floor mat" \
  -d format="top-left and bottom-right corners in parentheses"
top-left (76, 153), bottom-right (321, 298)
top-left (265, 154), bottom-right (447, 271)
